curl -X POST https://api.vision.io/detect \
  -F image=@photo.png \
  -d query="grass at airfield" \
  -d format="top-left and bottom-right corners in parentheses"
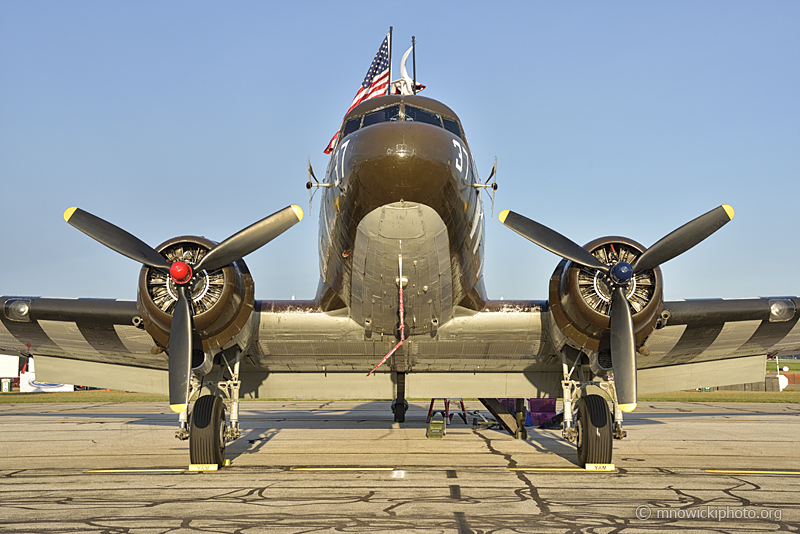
top-left (769, 360), bottom-right (800, 372)
top-left (0, 390), bottom-right (168, 403)
top-left (638, 390), bottom-right (800, 403)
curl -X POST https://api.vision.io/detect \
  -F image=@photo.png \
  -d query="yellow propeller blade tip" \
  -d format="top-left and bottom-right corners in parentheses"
top-left (619, 402), bottom-right (637, 413)
top-left (291, 204), bottom-right (304, 222)
top-left (63, 207), bottom-right (78, 223)
top-left (170, 403), bottom-right (187, 413)
top-left (498, 210), bottom-right (510, 224)
top-left (722, 204), bottom-right (734, 220)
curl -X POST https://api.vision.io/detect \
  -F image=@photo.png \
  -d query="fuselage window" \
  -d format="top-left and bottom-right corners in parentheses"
top-left (404, 105), bottom-right (442, 127)
top-left (342, 117), bottom-right (361, 137)
top-left (362, 105), bottom-right (401, 127)
top-left (442, 118), bottom-right (462, 139)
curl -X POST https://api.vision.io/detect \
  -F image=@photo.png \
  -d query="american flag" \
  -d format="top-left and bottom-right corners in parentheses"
top-left (324, 34), bottom-right (391, 154)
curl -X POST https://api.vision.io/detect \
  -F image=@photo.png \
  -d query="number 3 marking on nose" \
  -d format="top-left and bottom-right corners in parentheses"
top-left (452, 139), bottom-right (469, 182)
top-left (452, 139), bottom-right (463, 172)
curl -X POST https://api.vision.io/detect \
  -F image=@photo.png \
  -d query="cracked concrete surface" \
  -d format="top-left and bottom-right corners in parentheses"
top-left (0, 400), bottom-right (798, 532)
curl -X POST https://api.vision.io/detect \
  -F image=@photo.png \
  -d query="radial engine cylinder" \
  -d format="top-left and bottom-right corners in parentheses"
top-left (548, 236), bottom-right (663, 361)
top-left (137, 236), bottom-right (255, 355)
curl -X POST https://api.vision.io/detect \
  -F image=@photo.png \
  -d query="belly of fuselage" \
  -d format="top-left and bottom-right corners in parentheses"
top-left (349, 201), bottom-right (453, 337)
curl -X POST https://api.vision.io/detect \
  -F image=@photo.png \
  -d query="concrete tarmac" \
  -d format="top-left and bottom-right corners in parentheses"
top-left (0, 400), bottom-right (798, 532)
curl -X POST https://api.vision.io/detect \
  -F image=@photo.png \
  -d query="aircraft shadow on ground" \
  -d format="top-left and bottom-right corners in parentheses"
top-left (38, 399), bottom-right (581, 464)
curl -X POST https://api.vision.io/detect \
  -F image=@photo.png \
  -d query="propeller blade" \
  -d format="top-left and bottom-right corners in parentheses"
top-left (498, 210), bottom-right (609, 273)
top-left (609, 286), bottom-right (637, 412)
top-left (631, 204), bottom-right (734, 272)
top-left (195, 205), bottom-right (304, 273)
top-left (168, 285), bottom-right (194, 413)
top-left (63, 207), bottom-right (171, 270)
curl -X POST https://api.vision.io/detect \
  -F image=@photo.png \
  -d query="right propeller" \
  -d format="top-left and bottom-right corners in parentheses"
top-left (499, 204), bottom-right (734, 412)
top-left (64, 205), bottom-right (303, 413)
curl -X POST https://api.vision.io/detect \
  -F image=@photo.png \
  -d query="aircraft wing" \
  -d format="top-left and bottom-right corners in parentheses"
top-left (643, 297), bottom-right (800, 366)
top-left (1, 295), bottom-right (797, 398)
top-left (0, 297), bottom-right (160, 367)
top-left (628, 297), bottom-right (800, 394)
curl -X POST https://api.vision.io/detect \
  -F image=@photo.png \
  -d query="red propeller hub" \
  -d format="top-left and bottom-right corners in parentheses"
top-left (169, 261), bottom-right (192, 284)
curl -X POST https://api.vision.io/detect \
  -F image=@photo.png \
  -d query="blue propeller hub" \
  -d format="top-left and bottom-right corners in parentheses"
top-left (610, 261), bottom-right (633, 285)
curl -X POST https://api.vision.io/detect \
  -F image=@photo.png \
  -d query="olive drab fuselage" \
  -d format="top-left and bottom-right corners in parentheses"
top-left (316, 95), bottom-right (487, 338)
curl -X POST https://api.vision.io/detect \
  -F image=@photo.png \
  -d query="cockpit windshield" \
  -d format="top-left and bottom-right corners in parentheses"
top-left (362, 105), bottom-right (401, 127)
top-left (340, 103), bottom-right (463, 142)
top-left (442, 118), bottom-right (461, 139)
top-left (404, 106), bottom-right (441, 127)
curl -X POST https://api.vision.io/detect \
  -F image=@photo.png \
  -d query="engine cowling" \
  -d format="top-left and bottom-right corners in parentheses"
top-left (137, 236), bottom-right (255, 355)
top-left (548, 236), bottom-right (663, 361)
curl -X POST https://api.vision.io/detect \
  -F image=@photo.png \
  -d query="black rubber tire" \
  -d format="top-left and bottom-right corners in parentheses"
top-left (392, 399), bottom-right (408, 423)
top-left (190, 395), bottom-right (226, 466)
top-left (575, 394), bottom-right (613, 467)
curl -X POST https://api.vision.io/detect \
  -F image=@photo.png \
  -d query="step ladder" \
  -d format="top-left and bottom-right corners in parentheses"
top-left (427, 398), bottom-right (468, 424)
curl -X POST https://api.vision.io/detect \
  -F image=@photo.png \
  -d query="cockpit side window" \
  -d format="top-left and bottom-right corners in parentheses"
top-left (362, 105), bottom-right (402, 127)
top-left (342, 117), bottom-right (361, 137)
top-left (404, 105), bottom-right (442, 127)
top-left (442, 118), bottom-right (462, 139)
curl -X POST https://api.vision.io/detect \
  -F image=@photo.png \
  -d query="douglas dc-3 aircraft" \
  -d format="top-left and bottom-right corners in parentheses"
top-left (2, 48), bottom-right (799, 469)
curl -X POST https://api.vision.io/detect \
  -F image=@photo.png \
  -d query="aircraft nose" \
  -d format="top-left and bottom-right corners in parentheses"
top-left (344, 122), bottom-right (455, 205)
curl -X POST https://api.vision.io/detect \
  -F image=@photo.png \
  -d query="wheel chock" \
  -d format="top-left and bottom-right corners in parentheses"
top-left (426, 413), bottom-right (446, 438)
top-left (189, 464), bottom-right (219, 472)
top-left (584, 463), bottom-right (615, 471)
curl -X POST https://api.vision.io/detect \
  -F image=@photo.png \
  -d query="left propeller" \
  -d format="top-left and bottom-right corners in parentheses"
top-left (499, 205), bottom-right (734, 413)
top-left (64, 205), bottom-right (304, 413)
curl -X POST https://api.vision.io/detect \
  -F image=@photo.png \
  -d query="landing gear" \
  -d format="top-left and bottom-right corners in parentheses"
top-left (560, 347), bottom-right (625, 467)
top-left (392, 371), bottom-right (407, 423)
top-left (514, 398), bottom-right (528, 440)
top-left (392, 399), bottom-right (408, 422)
top-left (575, 394), bottom-right (612, 467)
top-left (190, 395), bottom-right (227, 466)
top-left (175, 347), bottom-right (243, 466)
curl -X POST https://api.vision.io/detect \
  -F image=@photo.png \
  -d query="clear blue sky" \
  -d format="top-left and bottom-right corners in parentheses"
top-left (1, 1), bottom-right (798, 302)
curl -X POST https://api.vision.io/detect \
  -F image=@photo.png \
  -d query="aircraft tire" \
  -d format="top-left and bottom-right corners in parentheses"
top-left (575, 394), bottom-right (613, 467)
top-left (190, 395), bottom-right (226, 466)
top-left (392, 400), bottom-right (408, 423)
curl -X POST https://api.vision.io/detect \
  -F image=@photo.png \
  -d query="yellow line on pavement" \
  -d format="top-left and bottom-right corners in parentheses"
top-left (290, 467), bottom-right (395, 471)
top-left (86, 468), bottom-right (185, 473)
top-left (645, 418), bottom-right (762, 421)
top-left (56, 418), bottom-right (143, 422)
top-left (509, 468), bottom-right (589, 472)
top-left (705, 469), bottom-right (800, 475)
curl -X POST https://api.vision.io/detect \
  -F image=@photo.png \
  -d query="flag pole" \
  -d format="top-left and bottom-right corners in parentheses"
top-left (412, 36), bottom-right (416, 95)
top-left (387, 27), bottom-right (393, 95)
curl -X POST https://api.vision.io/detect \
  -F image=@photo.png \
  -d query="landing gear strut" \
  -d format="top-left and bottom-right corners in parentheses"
top-left (392, 371), bottom-right (408, 423)
top-left (514, 398), bottom-right (528, 440)
top-left (560, 347), bottom-right (625, 467)
top-left (176, 347), bottom-right (244, 467)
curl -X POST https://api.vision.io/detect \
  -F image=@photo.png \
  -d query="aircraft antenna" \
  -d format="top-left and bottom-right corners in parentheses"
top-left (412, 36), bottom-right (416, 95)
